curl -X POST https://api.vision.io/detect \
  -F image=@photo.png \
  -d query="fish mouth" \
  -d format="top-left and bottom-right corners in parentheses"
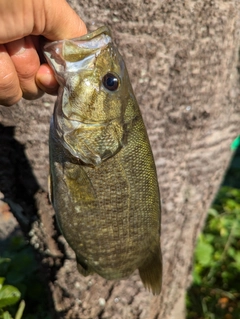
top-left (43, 26), bottom-right (112, 73)
top-left (73, 26), bottom-right (112, 41)
top-left (44, 26), bottom-right (112, 52)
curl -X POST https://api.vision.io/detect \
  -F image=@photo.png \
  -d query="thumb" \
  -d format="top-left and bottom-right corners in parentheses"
top-left (41, 0), bottom-right (87, 40)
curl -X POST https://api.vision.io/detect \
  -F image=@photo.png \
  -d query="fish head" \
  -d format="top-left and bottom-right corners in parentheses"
top-left (44, 26), bottom-right (135, 166)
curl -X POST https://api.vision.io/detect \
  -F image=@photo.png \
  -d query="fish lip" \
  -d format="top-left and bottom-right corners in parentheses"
top-left (75, 26), bottom-right (112, 41)
top-left (43, 26), bottom-right (111, 51)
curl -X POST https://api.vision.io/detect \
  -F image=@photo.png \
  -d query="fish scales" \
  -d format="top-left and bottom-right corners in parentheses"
top-left (44, 26), bottom-right (162, 294)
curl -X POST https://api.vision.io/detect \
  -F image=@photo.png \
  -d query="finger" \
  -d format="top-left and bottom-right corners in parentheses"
top-left (0, 0), bottom-right (30, 43)
top-left (5, 36), bottom-right (44, 100)
top-left (0, 0), bottom-right (87, 44)
top-left (41, 0), bottom-right (87, 40)
top-left (36, 63), bottom-right (58, 95)
top-left (0, 44), bottom-right (22, 106)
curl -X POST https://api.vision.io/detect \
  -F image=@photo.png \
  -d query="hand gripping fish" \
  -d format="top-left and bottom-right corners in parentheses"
top-left (44, 26), bottom-right (162, 295)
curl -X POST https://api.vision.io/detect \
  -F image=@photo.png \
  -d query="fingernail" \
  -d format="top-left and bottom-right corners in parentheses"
top-left (6, 38), bottom-right (26, 56)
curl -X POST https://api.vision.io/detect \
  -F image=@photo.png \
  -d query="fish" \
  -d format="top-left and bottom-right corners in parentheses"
top-left (43, 26), bottom-right (162, 295)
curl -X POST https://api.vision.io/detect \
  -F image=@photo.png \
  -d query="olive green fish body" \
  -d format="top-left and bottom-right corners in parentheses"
top-left (45, 27), bottom-right (162, 294)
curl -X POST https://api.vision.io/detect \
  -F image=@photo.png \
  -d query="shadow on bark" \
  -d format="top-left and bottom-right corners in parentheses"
top-left (0, 123), bottom-right (39, 229)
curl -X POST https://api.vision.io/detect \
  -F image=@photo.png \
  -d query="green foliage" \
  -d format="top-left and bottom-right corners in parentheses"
top-left (0, 276), bottom-right (22, 319)
top-left (0, 278), bottom-right (21, 308)
top-left (0, 235), bottom-right (52, 319)
top-left (187, 187), bottom-right (240, 319)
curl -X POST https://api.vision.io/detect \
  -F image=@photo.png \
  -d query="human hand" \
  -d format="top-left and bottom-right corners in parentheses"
top-left (0, 0), bottom-right (87, 106)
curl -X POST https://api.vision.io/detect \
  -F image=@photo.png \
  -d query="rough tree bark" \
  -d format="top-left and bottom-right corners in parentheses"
top-left (0, 1), bottom-right (240, 318)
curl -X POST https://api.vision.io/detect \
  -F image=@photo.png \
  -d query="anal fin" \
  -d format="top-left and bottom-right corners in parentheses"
top-left (138, 244), bottom-right (162, 295)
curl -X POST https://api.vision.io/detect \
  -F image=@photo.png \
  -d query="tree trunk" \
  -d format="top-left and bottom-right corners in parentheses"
top-left (1, 1), bottom-right (240, 318)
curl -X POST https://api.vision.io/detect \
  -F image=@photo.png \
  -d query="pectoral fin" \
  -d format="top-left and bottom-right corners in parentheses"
top-left (138, 244), bottom-right (162, 295)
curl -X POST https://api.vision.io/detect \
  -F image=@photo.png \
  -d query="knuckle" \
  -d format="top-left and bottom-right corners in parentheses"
top-left (22, 89), bottom-right (44, 101)
top-left (0, 94), bottom-right (22, 106)
top-left (0, 76), bottom-right (15, 91)
top-left (19, 64), bottom-right (38, 81)
top-left (20, 76), bottom-right (44, 100)
top-left (0, 50), bottom-right (22, 106)
top-left (0, 74), bottom-right (22, 106)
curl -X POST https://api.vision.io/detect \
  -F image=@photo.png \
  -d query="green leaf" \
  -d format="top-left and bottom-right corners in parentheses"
top-left (2, 311), bottom-right (13, 319)
top-left (0, 279), bottom-right (5, 291)
top-left (208, 208), bottom-right (219, 217)
top-left (15, 300), bottom-right (25, 319)
top-left (220, 227), bottom-right (228, 237)
top-left (195, 240), bottom-right (213, 267)
top-left (0, 285), bottom-right (21, 308)
top-left (233, 251), bottom-right (240, 264)
top-left (204, 234), bottom-right (215, 244)
top-left (227, 247), bottom-right (236, 258)
top-left (192, 268), bottom-right (202, 285)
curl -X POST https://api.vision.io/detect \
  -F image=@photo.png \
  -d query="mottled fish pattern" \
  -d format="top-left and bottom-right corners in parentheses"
top-left (44, 26), bottom-right (162, 294)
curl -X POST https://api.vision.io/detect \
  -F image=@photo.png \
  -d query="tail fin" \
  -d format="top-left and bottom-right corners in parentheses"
top-left (138, 244), bottom-right (162, 295)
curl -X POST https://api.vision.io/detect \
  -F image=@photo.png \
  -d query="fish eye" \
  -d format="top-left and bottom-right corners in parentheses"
top-left (102, 73), bottom-right (119, 91)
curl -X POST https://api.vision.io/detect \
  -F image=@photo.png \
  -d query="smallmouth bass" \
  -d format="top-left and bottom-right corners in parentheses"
top-left (44, 26), bottom-right (162, 295)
